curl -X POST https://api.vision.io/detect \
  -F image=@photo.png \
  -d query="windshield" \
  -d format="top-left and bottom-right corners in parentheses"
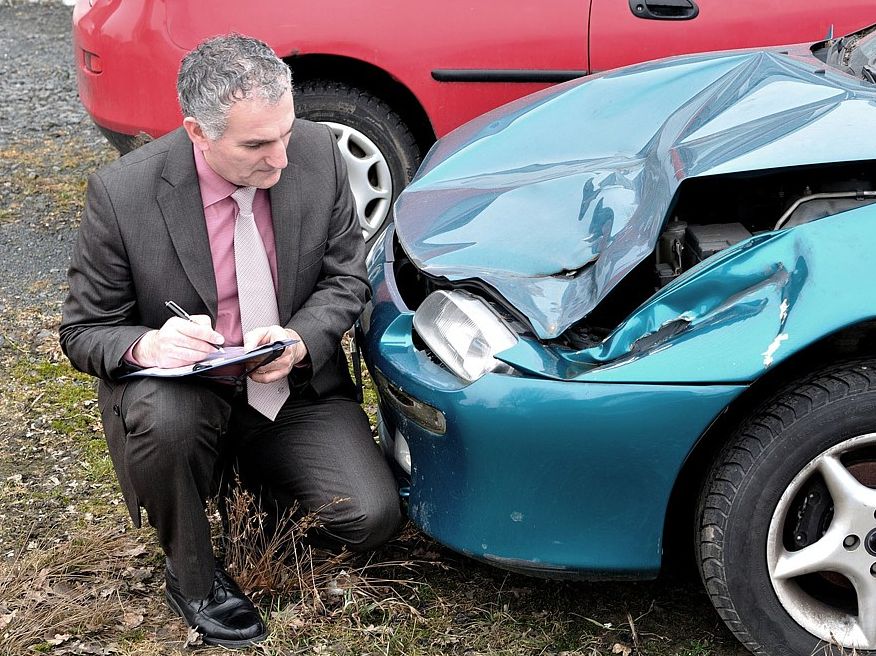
top-left (816, 23), bottom-right (876, 82)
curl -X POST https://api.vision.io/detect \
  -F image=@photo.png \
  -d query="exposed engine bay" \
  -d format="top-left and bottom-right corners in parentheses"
top-left (815, 22), bottom-right (876, 83)
top-left (561, 162), bottom-right (876, 347)
top-left (656, 167), bottom-right (876, 288)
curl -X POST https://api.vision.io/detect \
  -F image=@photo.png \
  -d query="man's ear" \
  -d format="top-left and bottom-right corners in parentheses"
top-left (182, 117), bottom-right (210, 152)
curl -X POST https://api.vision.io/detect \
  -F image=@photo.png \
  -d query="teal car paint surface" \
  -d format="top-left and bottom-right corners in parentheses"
top-left (361, 24), bottom-right (876, 656)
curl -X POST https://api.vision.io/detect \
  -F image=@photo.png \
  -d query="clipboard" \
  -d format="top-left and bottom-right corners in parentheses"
top-left (121, 339), bottom-right (297, 379)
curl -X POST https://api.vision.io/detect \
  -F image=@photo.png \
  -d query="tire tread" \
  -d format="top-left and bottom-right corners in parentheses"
top-left (295, 79), bottom-right (420, 176)
top-left (697, 359), bottom-right (876, 656)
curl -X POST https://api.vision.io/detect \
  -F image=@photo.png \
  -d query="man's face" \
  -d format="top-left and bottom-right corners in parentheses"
top-left (190, 88), bottom-right (295, 189)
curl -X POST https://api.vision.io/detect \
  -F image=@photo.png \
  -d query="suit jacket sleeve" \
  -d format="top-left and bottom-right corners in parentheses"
top-left (59, 171), bottom-right (150, 380)
top-left (285, 125), bottom-right (370, 381)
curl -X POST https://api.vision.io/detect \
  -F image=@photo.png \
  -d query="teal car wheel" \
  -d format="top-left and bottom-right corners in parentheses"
top-left (699, 361), bottom-right (876, 655)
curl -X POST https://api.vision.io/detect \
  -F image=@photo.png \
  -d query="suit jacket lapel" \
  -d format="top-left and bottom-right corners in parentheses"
top-left (156, 129), bottom-right (218, 318)
top-left (270, 159), bottom-right (302, 322)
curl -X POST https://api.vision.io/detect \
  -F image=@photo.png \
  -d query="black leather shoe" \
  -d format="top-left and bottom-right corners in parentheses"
top-left (164, 560), bottom-right (267, 648)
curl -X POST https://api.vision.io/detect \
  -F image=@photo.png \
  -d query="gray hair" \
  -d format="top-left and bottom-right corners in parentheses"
top-left (177, 34), bottom-right (292, 140)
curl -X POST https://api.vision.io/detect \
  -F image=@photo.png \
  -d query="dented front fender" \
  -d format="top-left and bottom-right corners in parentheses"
top-left (499, 203), bottom-right (876, 384)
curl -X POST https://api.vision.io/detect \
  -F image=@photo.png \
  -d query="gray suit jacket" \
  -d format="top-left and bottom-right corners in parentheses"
top-left (60, 121), bottom-right (369, 523)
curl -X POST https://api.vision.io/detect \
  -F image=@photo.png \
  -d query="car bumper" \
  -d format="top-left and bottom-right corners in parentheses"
top-left (73, 0), bottom-right (183, 143)
top-left (360, 229), bottom-right (745, 578)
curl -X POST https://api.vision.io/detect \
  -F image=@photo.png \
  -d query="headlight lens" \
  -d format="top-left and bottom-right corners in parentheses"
top-left (413, 290), bottom-right (517, 382)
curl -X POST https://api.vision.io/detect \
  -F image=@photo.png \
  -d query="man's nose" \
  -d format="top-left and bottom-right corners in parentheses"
top-left (265, 141), bottom-right (288, 169)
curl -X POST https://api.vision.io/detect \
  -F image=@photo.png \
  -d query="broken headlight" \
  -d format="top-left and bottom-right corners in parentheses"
top-left (413, 290), bottom-right (517, 382)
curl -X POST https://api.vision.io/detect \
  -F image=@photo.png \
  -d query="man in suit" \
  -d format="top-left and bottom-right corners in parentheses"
top-left (60, 34), bottom-right (401, 647)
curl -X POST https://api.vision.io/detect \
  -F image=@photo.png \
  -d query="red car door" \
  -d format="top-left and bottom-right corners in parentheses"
top-left (589, 0), bottom-right (876, 73)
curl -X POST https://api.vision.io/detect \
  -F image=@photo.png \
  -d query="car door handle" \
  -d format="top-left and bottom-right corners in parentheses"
top-left (629, 0), bottom-right (699, 20)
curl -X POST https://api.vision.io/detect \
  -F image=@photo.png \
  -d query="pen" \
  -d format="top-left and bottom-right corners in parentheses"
top-left (164, 300), bottom-right (224, 352)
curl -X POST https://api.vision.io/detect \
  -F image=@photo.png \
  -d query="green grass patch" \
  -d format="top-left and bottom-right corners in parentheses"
top-left (14, 358), bottom-right (98, 430)
top-left (9, 355), bottom-right (109, 483)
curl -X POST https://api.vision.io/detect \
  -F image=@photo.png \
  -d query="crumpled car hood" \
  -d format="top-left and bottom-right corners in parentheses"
top-left (393, 42), bottom-right (876, 339)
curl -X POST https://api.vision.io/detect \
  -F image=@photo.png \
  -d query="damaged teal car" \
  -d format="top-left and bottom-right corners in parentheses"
top-left (359, 23), bottom-right (876, 656)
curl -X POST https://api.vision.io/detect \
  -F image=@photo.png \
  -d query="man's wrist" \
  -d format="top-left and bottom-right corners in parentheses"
top-left (284, 328), bottom-right (309, 367)
top-left (131, 330), bottom-right (158, 367)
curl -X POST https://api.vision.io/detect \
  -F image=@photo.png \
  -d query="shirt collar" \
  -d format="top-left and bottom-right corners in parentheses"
top-left (193, 145), bottom-right (238, 208)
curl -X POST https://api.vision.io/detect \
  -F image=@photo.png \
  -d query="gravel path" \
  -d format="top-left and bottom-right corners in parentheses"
top-left (0, 1), bottom-right (111, 316)
top-left (0, 3), bottom-right (85, 145)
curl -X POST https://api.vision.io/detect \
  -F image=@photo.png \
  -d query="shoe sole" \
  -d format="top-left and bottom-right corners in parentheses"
top-left (164, 589), bottom-right (268, 648)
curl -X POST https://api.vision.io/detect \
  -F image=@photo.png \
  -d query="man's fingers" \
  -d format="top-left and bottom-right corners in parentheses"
top-left (249, 362), bottom-right (291, 383)
top-left (173, 332), bottom-right (219, 354)
top-left (243, 329), bottom-right (269, 352)
top-left (242, 326), bottom-right (303, 381)
top-left (188, 314), bottom-right (212, 327)
top-left (140, 317), bottom-right (225, 368)
top-left (243, 325), bottom-right (284, 351)
top-left (246, 331), bottom-right (296, 382)
top-left (172, 316), bottom-right (224, 346)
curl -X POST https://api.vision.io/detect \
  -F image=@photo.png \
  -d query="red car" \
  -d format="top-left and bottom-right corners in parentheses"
top-left (73, 0), bottom-right (874, 244)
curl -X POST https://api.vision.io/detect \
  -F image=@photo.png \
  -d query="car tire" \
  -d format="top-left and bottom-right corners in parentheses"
top-left (294, 80), bottom-right (421, 247)
top-left (698, 360), bottom-right (876, 655)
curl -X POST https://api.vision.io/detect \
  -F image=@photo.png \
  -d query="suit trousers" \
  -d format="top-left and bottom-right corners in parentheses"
top-left (115, 375), bottom-right (402, 597)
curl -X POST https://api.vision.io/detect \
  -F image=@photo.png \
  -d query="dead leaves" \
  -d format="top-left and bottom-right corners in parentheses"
top-left (0, 526), bottom-right (161, 654)
top-left (46, 633), bottom-right (73, 646)
top-left (0, 605), bottom-right (16, 630)
top-left (612, 643), bottom-right (633, 656)
top-left (36, 639), bottom-right (123, 655)
top-left (184, 626), bottom-right (204, 647)
top-left (121, 611), bottom-right (144, 630)
top-left (120, 544), bottom-right (148, 558)
top-left (121, 564), bottom-right (154, 591)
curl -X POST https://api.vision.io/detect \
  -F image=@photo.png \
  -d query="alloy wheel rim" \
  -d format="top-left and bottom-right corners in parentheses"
top-left (767, 433), bottom-right (876, 649)
top-left (323, 122), bottom-right (393, 241)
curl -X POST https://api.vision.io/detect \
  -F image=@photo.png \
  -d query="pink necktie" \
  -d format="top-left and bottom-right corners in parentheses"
top-left (231, 186), bottom-right (290, 420)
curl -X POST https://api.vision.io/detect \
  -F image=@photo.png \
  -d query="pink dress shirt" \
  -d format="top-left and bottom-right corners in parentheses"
top-left (193, 147), bottom-right (279, 347)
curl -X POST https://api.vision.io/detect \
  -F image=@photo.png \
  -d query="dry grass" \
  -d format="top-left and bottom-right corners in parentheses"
top-left (0, 467), bottom-right (431, 655)
top-left (218, 487), bottom-right (354, 605)
top-left (217, 485), bottom-right (427, 645)
top-left (0, 525), bottom-right (156, 654)
top-left (222, 489), bottom-right (321, 597)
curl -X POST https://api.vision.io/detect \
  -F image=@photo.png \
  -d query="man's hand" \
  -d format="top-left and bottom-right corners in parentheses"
top-left (243, 326), bottom-right (308, 383)
top-left (133, 315), bottom-right (225, 368)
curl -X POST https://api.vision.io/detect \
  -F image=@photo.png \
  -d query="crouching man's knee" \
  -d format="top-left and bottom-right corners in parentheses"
top-left (319, 486), bottom-right (404, 552)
